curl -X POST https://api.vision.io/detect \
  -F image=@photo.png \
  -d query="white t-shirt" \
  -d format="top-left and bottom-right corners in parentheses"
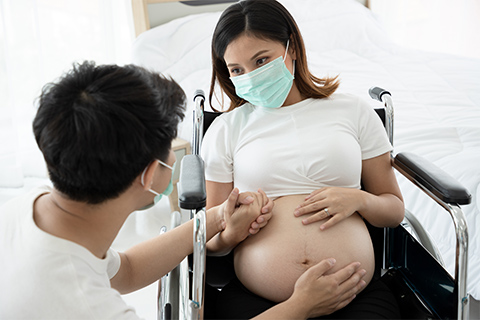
top-left (0, 186), bottom-right (140, 320)
top-left (201, 93), bottom-right (392, 199)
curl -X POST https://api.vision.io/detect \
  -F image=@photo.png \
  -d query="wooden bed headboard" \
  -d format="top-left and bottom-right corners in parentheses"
top-left (132, 0), bottom-right (370, 37)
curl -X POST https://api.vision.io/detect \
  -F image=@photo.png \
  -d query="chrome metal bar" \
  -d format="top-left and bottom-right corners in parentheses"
top-left (158, 212), bottom-right (181, 320)
top-left (393, 162), bottom-right (469, 320)
top-left (187, 90), bottom-right (207, 319)
top-left (192, 91), bottom-right (205, 156)
top-left (190, 208), bottom-right (206, 319)
top-left (402, 209), bottom-right (445, 266)
top-left (179, 255), bottom-right (189, 319)
top-left (379, 91), bottom-right (393, 271)
top-left (369, 86), bottom-right (393, 147)
top-left (381, 93), bottom-right (394, 147)
top-left (158, 226), bottom-right (169, 320)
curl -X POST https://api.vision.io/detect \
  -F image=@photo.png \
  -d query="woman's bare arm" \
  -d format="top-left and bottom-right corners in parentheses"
top-left (206, 181), bottom-right (234, 210)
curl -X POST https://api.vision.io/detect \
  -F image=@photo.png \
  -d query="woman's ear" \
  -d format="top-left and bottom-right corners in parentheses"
top-left (289, 36), bottom-right (297, 60)
top-left (140, 161), bottom-right (158, 190)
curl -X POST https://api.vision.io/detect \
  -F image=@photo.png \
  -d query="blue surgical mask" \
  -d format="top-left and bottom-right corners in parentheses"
top-left (230, 40), bottom-right (295, 109)
top-left (139, 160), bottom-right (175, 210)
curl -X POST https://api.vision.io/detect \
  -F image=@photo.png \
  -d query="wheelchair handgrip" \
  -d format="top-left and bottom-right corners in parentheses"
top-left (193, 89), bottom-right (205, 102)
top-left (394, 152), bottom-right (472, 205)
top-left (369, 86), bottom-right (391, 102)
top-left (178, 155), bottom-right (207, 209)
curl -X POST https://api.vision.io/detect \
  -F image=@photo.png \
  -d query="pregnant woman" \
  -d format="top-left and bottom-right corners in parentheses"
top-left (202, 1), bottom-right (404, 318)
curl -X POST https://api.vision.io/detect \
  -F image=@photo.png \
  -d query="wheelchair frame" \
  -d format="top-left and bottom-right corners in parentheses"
top-left (370, 87), bottom-right (470, 319)
top-left (158, 87), bottom-right (471, 320)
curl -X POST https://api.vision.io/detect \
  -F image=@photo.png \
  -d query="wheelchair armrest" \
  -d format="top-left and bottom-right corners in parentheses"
top-left (393, 152), bottom-right (471, 205)
top-left (178, 154), bottom-right (207, 209)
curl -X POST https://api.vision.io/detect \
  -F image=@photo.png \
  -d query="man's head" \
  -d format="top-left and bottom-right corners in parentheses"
top-left (33, 61), bottom-right (185, 204)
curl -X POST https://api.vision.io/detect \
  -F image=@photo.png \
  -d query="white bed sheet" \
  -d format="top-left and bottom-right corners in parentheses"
top-left (131, 0), bottom-right (480, 301)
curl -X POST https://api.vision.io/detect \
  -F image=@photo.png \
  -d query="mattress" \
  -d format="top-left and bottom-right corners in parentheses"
top-left (131, 0), bottom-right (480, 301)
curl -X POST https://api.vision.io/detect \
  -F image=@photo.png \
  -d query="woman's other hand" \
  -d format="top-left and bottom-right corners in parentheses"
top-left (293, 187), bottom-right (364, 230)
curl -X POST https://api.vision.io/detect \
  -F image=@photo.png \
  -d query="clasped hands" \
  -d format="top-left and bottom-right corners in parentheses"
top-left (218, 188), bottom-right (273, 245)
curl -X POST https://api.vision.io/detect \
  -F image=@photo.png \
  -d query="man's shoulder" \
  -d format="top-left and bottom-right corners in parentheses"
top-left (0, 185), bottom-right (51, 226)
top-left (1, 185), bottom-right (51, 209)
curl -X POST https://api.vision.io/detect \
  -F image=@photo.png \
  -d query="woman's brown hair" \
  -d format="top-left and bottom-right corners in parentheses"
top-left (210, 0), bottom-right (339, 112)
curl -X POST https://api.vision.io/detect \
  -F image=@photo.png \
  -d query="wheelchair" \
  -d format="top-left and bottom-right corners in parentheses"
top-left (158, 87), bottom-right (472, 320)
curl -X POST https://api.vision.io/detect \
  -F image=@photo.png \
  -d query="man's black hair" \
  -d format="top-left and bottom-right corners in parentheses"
top-left (33, 61), bottom-right (186, 204)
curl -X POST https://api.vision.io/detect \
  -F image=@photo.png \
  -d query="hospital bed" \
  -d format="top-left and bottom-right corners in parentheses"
top-left (129, 1), bottom-right (480, 318)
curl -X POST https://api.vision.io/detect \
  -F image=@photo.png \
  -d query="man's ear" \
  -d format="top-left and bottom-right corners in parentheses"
top-left (140, 161), bottom-right (158, 190)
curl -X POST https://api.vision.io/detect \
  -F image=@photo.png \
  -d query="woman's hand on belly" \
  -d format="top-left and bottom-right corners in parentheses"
top-left (294, 187), bottom-right (366, 230)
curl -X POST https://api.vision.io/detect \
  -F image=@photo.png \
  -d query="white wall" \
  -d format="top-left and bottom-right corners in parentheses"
top-left (370, 0), bottom-right (480, 59)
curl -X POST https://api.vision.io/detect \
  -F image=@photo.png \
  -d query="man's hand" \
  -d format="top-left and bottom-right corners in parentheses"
top-left (291, 259), bottom-right (367, 318)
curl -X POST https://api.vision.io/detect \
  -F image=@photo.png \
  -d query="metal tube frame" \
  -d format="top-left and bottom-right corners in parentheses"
top-left (159, 93), bottom-right (207, 320)
top-left (392, 163), bottom-right (469, 320)
top-left (380, 92), bottom-right (469, 320)
top-left (192, 96), bottom-right (204, 156)
top-left (189, 93), bottom-right (207, 319)
top-left (190, 208), bottom-right (206, 319)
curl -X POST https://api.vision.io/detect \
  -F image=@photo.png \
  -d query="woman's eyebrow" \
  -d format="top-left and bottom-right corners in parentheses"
top-left (226, 49), bottom-right (271, 68)
top-left (250, 49), bottom-right (269, 61)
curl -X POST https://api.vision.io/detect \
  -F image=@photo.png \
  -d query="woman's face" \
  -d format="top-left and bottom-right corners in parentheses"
top-left (223, 34), bottom-right (295, 78)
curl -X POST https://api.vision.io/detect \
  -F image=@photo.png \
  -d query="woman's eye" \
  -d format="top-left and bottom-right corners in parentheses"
top-left (230, 68), bottom-right (242, 76)
top-left (256, 58), bottom-right (267, 66)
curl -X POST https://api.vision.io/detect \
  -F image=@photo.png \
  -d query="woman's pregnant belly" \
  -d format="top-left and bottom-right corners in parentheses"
top-left (234, 194), bottom-right (375, 303)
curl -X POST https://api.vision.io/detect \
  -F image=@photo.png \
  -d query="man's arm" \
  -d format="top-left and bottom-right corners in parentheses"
top-left (110, 189), bottom-right (239, 294)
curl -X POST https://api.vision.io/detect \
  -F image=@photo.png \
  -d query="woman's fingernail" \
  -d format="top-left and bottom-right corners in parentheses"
top-left (245, 196), bottom-right (254, 202)
top-left (294, 210), bottom-right (299, 216)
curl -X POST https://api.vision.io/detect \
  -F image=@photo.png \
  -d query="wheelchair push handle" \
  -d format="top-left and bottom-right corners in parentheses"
top-left (369, 86), bottom-right (394, 146)
top-left (193, 89), bottom-right (205, 102)
top-left (369, 86), bottom-right (391, 102)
